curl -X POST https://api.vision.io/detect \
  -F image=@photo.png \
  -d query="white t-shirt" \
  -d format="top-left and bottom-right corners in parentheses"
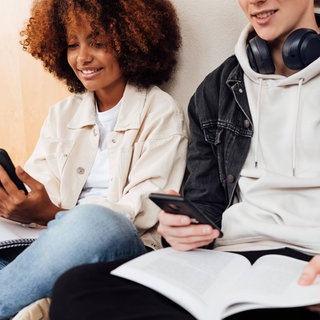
top-left (77, 101), bottom-right (121, 204)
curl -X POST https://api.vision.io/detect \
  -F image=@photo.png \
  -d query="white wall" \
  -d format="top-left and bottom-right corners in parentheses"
top-left (163, 0), bottom-right (247, 112)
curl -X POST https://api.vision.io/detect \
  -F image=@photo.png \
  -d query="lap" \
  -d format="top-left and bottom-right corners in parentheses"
top-left (50, 252), bottom-right (320, 320)
top-left (50, 260), bottom-right (195, 320)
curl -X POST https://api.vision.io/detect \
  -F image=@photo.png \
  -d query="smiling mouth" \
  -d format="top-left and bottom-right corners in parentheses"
top-left (254, 10), bottom-right (276, 19)
top-left (79, 68), bottom-right (102, 75)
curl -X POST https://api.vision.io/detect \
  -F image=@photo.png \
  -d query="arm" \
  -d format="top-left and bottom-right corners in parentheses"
top-left (156, 73), bottom-right (229, 251)
top-left (183, 76), bottom-right (228, 229)
top-left (159, 75), bottom-right (229, 250)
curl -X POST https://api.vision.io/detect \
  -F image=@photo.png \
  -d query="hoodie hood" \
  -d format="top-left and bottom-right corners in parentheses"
top-left (234, 23), bottom-right (320, 176)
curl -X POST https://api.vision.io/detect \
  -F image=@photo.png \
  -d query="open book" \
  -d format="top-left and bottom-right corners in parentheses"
top-left (111, 247), bottom-right (320, 320)
top-left (0, 217), bottom-right (43, 249)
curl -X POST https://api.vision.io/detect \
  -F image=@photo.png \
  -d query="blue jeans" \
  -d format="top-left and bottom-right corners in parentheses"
top-left (0, 204), bottom-right (147, 319)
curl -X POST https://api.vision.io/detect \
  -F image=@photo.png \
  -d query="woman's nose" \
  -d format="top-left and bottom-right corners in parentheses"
top-left (77, 46), bottom-right (93, 64)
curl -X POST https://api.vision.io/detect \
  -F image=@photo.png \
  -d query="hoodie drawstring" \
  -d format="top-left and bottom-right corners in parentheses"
top-left (254, 78), bottom-right (263, 168)
top-left (253, 77), bottom-right (304, 176)
top-left (292, 78), bottom-right (304, 176)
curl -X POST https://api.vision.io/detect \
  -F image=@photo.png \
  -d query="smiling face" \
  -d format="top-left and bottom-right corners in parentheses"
top-left (66, 16), bottom-right (126, 109)
top-left (238, 0), bottom-right (317, 44)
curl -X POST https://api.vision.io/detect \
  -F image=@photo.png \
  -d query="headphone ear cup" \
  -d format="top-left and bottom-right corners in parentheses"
top-left (283, 28), bottom-right (320, 70)
top-left (247, 36), bottom-right (275, 74)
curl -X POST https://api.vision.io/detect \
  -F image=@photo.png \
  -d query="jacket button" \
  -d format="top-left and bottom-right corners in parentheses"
top-left (227, 174), bottom-right (234, 184)
top-left (77, 167), bottom-right (85, 175)
top-left (244, 119), bottom-right (250, 128)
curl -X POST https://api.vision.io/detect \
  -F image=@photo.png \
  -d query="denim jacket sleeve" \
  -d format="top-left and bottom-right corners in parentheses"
top-left (184, 55), bottom-right (253, 229)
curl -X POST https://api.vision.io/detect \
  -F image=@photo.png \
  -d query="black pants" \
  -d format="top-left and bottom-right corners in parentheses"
top-left (50, 248), bottom-right (320, 320)
top-left (0, 246), bottom-right (26, 267)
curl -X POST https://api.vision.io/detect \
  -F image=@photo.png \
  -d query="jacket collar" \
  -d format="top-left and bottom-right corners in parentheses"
top-left (67, 84), bottom-right (148, 130)
top-left (67, 91), bottom-right (97, 129)
top-left (226, 57), bottom-right (253, 124)
top-left (115, 83), bottom-right (147, 131)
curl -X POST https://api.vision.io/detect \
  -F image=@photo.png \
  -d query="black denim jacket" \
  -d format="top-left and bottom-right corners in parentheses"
top-left (184, 55), bottom-right (254, 228)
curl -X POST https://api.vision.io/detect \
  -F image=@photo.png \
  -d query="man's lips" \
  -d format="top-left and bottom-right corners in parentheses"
top-left (252, 10), bottom-right (276, 19)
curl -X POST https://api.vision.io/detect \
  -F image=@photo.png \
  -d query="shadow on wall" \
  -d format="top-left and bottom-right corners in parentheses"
top-left (163, 0), bottom-right (247, 117)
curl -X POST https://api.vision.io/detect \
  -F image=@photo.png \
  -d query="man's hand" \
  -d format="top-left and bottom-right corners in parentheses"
top-left (299, 256), bottom-right (320, 313)
top-left (299, 255), bottom-right (320, 285)
top-left (157, 190), bottom-right (220, 251)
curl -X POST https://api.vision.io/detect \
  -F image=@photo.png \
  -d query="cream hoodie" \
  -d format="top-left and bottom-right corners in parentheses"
top-left (215, 24), bottom-right (320, 256)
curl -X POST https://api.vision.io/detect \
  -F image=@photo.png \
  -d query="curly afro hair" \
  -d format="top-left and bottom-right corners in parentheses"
top-left (20, 0), bottom-right (181, 93)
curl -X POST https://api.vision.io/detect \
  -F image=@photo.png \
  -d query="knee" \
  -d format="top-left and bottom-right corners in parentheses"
top-left (54, 204), bottom-right (138, 241)
top-left (58, 204), bottom-right (131, 229)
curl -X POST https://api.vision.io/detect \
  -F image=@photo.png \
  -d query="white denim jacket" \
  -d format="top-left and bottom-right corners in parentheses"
top-left (24, 84), bottom-right (188, 249)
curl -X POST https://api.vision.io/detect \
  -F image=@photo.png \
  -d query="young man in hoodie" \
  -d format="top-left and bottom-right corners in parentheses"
top-left (49, 0), bottom-right (320, 319)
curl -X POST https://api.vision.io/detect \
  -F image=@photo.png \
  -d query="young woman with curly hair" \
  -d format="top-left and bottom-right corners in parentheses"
top-left (0, 0), bottom-right (187, 319)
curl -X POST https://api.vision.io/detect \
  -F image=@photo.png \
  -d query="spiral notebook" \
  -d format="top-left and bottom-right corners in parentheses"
top-left (0, 217), bottom-right (43, 249)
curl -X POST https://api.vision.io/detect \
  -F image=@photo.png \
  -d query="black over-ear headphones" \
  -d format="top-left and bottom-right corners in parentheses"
top-left (247, 28), bottom-right (320, 74)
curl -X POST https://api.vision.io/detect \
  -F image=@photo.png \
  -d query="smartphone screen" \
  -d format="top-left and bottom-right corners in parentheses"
top-left (149, 193), bottom-right (223, 237)
top-left (0, 149), bottom-right (28, 195)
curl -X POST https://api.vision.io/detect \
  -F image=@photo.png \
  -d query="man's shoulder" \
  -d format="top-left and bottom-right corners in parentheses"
top-left (205, 55), bottom-right (241, 82)
top-left (193, 55), bottom-right (241, 96)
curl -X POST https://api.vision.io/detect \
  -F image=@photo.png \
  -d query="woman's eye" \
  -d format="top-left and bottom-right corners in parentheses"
top-left (67, 43), bottom-right (78, 49)
top-left (91, 42), bottom-right (105, 48)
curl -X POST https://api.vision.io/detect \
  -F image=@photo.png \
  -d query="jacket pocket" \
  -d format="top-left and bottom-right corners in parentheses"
top-left (44, 139), bottom-right (75, 178)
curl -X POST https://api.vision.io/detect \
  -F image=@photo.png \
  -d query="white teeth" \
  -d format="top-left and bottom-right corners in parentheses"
top-left (81, 69), bottom-right (98, 74)
top-left (256, 11), bottom-right (274, 19)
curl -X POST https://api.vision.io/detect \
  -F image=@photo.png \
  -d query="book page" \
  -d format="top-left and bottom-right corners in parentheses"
top-left (111, 247), bottom-right (251, 320)
top-left (0, 217), bottom-right (42, 244)
top-left (220, 254), bottom-right (320, 318)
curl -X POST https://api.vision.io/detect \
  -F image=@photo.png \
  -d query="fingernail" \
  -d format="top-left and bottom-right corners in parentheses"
top-left (16, 166), bottom-right (24, 174)
top-left (298, 273), bottom-right (309, 285)
top-left (203, 227), bottom-right (211, 234)
top-left (213, 230), bottom-right (220, 238)
top-left (181, 217), bottom-right (189, 224)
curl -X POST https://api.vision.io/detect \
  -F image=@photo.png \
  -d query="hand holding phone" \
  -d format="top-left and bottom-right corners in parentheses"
top-left (149, 192), bottom-right (223, 237)
top-left (0, 149), bottom-right (28, 195)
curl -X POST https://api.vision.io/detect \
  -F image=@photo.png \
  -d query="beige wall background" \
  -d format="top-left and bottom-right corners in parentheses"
top-left (0, 0), bottom-right (68, 165)
top-left (0, 0), bottom-right (246, 166)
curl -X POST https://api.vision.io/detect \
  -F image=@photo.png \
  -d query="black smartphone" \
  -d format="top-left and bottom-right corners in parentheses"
top-left (0, 149), bottom-right (28, 195)
top-left (149, 193), bottom-right (223, 237)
